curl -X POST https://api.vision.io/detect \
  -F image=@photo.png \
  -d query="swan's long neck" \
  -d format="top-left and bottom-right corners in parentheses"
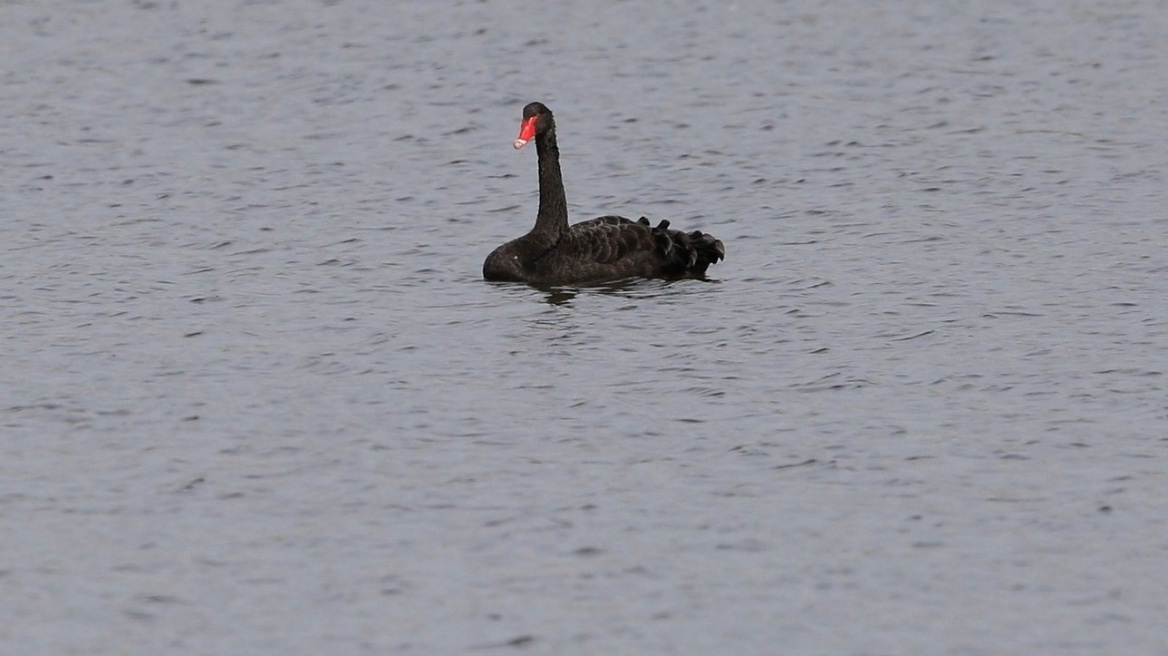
top-left (532, 126), bottom-right (568, 237)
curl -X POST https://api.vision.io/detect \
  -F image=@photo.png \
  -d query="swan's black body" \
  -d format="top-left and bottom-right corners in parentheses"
top-left (483, 102), bottom-right (724, 285)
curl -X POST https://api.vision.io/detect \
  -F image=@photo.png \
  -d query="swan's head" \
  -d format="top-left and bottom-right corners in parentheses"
top-left (513, 102), bottom-right (554, 149)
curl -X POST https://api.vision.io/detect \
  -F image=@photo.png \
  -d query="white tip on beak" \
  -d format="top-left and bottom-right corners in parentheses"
top-left (513, 138), bottom-right (529, 149)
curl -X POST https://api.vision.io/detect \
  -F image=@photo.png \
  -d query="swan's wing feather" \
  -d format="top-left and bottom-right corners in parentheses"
top-left (563, 216), bottom-right (655, 264)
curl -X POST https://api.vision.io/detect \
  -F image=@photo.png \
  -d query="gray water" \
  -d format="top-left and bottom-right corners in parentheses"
top-left (3, 0), bottom-right (1167, 654)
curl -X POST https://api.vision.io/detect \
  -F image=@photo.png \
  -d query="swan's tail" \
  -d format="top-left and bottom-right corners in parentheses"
top-left (643, 218), bottom-right (725, 277)
top-left (684, 228), bottom-right (726, 275)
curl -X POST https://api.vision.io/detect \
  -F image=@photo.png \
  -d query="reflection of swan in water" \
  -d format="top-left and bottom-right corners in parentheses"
top-left (541, 288), bottom-right (577, 307)
top-left (484, 102), bottom-right (725, 285)
top-left (536, 277), bottom-right (720, 307)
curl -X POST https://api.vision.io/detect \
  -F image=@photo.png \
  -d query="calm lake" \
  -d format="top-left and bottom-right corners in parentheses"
top-left (2, 1), bottom-right (1166, 654)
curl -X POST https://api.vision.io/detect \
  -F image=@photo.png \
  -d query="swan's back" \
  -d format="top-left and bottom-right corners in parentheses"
top-left (484, 216), bottom-right (723, 285)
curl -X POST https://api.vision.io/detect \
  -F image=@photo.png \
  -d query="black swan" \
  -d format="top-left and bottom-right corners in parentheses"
top-left (483, 102), bottom-right (724, 285)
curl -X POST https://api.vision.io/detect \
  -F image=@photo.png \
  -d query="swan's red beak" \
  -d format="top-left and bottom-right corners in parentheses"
top-left (513, 116), bottom-right (538, 149)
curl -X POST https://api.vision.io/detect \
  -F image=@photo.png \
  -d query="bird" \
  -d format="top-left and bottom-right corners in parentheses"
top-left (483, 102), bottom-right (724, 285)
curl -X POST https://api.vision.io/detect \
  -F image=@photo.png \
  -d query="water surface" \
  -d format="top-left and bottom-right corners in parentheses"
top-left (2, 1), bottom-right (1166, 654)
